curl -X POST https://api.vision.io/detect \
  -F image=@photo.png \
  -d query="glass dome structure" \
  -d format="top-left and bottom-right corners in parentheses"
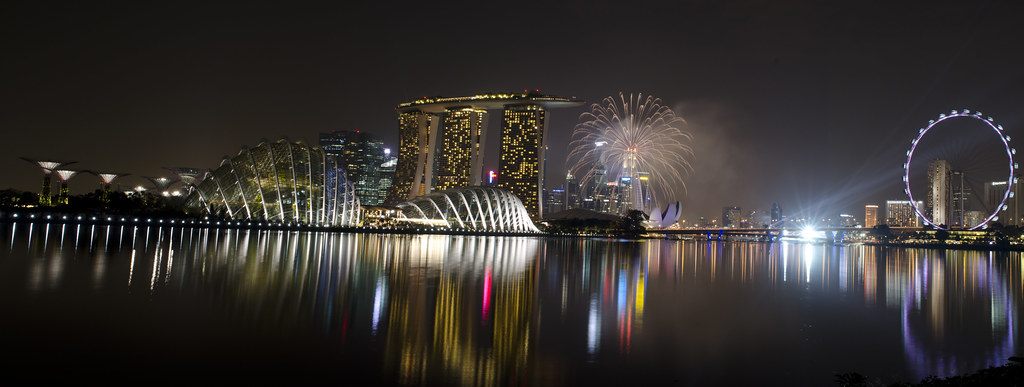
top-left (184, 139), bottom-right (361, 226)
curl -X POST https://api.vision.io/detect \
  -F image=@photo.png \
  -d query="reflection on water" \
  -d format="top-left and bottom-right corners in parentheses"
top-left (1, 222), bottom-right (1021, 385)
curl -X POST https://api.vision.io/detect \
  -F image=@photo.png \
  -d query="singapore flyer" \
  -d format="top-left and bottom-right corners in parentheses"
top-left (904, 109), bottom-right (1017, 230)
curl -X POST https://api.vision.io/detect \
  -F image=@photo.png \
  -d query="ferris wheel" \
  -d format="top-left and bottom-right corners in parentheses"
top-left (904, 109), bottom-right (1017, 230)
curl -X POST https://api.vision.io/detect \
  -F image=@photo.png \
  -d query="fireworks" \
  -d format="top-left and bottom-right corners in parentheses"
top-left (567, 93), bottom-right (694, 214)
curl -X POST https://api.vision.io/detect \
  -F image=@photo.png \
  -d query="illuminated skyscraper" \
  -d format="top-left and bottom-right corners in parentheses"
top-left (498, 104), bottom-right (547, 219)
top-left (864, 204), bottom-right (879, 228)
top-left (385, 111), bottom-right (438, 204)
top-left (434, 107), bottom-right (487, 191)
top-left (926, 159), bottom-right (952, 226)
top-left (385, 93), bottom-right (582, 215)
top-left (564, 172), bottom-right (581, 210)
top-left (320, 130), bottom-right (394, 206)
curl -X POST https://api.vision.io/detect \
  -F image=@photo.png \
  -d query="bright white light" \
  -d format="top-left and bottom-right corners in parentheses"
top-left (595, 141), bottom-right (607, 147)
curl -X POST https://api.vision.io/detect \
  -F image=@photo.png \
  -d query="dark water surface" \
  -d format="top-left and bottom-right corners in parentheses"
top-left (1, 222), bottom-right (1020, 385)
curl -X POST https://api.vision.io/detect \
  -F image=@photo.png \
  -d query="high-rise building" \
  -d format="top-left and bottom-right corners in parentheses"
top-left (770, 202), bottom-right (782, 227)
top-left (886, 200), bottom-right (923, 227)
top-left (564, 172), bottom-right (581, 210)
top-left (434, 108), bottom-right (487, 191)
top-left (384, 93), bottom-right (582, 218)
top-left (545, 187), bottom-right (566, 215)
top-left (926, 159), bottom-right (952, 226)
top-left (498, 104), bottom-right (547, 219)
top-left (320, 130), bottom-right (394, 206)
top-left (949, 170), bottom-right (971, 228)
top-left (722, 206), bottom-right (741, 228)
top-left (864, 204), bottom-right (879, 228)
top-left (985, 180), bottom-right (1020, 225)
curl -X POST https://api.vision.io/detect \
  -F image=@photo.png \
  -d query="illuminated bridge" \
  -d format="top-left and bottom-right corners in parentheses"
top-left (394, 186), bottom-right (540, 233)
top-left (656, 227), bottom-right (876, 242)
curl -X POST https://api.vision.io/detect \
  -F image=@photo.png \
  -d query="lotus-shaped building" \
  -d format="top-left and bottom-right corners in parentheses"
top-left (648, 201), bottom-right (682, 229)
top-left (395, 186), bottom-right (539, 233)
top-left (184, 139), bottom-right (361, 226)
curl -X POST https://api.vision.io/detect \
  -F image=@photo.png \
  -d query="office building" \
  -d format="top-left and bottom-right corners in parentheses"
top-left (886, 200), bottom-right (923, 227)
top-left (864, 204), bottom-right (879, 228)
top-left (926, 159), bottom-right (952, 226)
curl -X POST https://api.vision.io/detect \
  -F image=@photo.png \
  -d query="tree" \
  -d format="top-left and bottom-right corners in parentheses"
top-left (614, 210), bottom-right (647, 238)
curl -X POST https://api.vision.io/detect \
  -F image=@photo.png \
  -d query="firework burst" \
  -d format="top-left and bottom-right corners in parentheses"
top-left (567, 92), bottom-right (694, 214)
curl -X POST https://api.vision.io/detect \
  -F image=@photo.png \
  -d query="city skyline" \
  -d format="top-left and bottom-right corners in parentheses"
top-left (4, 1), bottom-right (1024, 221)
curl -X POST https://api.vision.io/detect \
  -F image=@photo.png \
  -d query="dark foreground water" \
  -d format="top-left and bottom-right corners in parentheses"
top-left (0, 222), bottom-right (1020, 385)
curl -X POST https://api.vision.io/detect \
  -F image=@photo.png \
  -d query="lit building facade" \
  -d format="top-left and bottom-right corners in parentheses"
top-left (385, 111), bottom-right (438, 204)
top-left (886, 200), bottom-right (923, 227)
top-left (986, 180), bottom-right (1020, 225)
top-left (498, 104), bottom-right (547, 219)
top-left (926, 159), bottom-right (952, 226)
top-left (384, 93), bottom-right (582, 219)
top-left (434, 108), bottom-right (488, 191)
top-left (320, 130), bottom-right (394, 206)
top-left (864, 204), bottom-right (879, 228)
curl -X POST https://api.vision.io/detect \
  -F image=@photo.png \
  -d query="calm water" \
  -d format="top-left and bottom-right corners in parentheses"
top-left (1, 222), bottom-right (1020, 385)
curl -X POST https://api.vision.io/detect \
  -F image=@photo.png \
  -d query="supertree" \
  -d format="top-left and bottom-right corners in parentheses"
top-left (566, 93), bottom-right (694, 214)
top-left (91, 172), bottom-right (129, 203)
top-left (165, 167), bottom-right (206, 197)
top-left (21, 158), bottom-right (76, 206)
top-left (53, 169), bottom-right (79, 205)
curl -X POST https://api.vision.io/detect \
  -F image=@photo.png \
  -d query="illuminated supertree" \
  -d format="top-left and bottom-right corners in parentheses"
top-left (53, 169), bottom-right (79, 205)
top-left (91, 172), bottom-right (129, 203)
top-left (165, 167), bottom-right (206, 196)
top-left (144, 176), bottom-right (180, 196)
top-left (566, 93), bottom-right (694, 214)
top-left (21, 158), bottom-right (76, 206)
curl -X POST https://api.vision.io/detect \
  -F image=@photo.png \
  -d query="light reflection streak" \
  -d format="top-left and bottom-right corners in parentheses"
top-left (0, 223), bottom-right (1019, 386)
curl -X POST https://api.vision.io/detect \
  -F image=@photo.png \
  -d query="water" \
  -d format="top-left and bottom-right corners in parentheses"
top-left (0, 221), bottom-right (1020, 385)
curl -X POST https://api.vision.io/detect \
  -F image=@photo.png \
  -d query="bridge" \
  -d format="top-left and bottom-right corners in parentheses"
top-left (651, 227), bottom-right (887, 242)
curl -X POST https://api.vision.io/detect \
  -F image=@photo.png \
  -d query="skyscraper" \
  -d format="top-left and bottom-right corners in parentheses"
top-left (864, 204), bottom-right (879, 228)
top-left (950, 170), bottom-right (970, 228)
top-left (770, 202), bottom-right (782, 227)
top-left (434, 107), bottom-right (487, 191)
top-left (926, 159), bottom-right (952, 226)
top-left (320, 130), bottom-right (394, 206)
top-left (985, 180), bottom-right (1020, 225)
top-left (498, 104), bottom-right (547, 219)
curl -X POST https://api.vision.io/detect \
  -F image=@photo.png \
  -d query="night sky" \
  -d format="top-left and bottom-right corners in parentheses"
top-left (4, 1), bottom-right (1024, 221)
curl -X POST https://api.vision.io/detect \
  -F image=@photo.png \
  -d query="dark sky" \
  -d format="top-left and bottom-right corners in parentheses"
top-left (3, 0), bottom-right (1024, 222)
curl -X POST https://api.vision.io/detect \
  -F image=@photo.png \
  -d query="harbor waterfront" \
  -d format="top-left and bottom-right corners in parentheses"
top-left (1, 221), bottom-right (1020, 385)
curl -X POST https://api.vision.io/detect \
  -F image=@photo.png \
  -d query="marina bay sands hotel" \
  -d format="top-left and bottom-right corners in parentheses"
top-left (384, 92), bottom-right (583, 219)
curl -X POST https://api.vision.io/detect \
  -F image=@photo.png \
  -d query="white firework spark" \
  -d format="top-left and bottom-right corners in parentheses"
top-left (567, 92), bottom-right (694, 213)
